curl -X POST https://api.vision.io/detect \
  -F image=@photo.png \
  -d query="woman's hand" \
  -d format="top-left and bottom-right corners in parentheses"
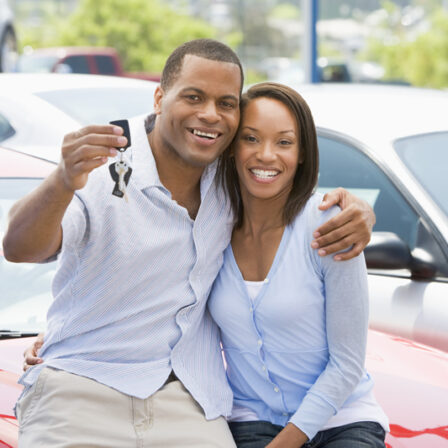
top-left (265, 423), bottom-right (308, 448)
top-left (23, 333), bottom-right (44, 371)
top-left (312, 188), bottom-right (375, 261)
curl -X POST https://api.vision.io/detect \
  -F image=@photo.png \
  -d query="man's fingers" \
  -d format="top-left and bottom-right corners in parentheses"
top-left (75, 124), bottom-right (123, 138)
top-left (315, 235), bottom-right (353, 257)
top-left (333, 242), bottom-right (364, 261)
top-left (72, 157), bottom-right (109, 175)
top-left (77, 133), bottom-right (127, 149)
top-left (23, 356), bottom-right (43, 371)
top-left (65, 135), bottom-right (126, 157)
top-left (68, 145), bottom-right (117, 164)
top-left (318, 188), bottom-right (346, 211)
top-left (313, 210), bottom-right (352, 240)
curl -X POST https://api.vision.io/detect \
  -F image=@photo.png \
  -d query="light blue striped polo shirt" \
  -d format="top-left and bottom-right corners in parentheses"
top-left (19, 115), bottom-right (235, 419)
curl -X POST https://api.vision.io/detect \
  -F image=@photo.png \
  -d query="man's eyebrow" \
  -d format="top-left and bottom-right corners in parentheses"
top-left (180, 87), bottom-right (238, 102)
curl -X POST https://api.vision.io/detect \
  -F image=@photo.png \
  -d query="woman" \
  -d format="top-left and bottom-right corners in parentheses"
top-left (209, 82), bottom-right (388, 448)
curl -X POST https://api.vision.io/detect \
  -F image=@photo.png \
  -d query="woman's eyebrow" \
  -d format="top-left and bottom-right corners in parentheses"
top-left (241, 126), bottom-right (296, 134)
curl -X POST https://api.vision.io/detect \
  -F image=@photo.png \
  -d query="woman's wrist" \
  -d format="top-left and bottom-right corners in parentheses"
top-left (265, 423), bottom-right (308, 448)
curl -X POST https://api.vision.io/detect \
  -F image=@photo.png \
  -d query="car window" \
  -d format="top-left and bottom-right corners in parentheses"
top-left (63, 55), bottom-right (90, 74)
top-left (317, 136), bottom-right (419, 249)
top-left (94, 55), bottom-right (116, 75)
top-left (394, 132), bottom-right (448, 217)
top-left (0, 113), bottom-right (15, 142)
top-left (17, 55), bottom-right (59, 73)
top-left (0, 178), bottom-right (56, 332)
top-left (36, 87), bottom-right (156, 125)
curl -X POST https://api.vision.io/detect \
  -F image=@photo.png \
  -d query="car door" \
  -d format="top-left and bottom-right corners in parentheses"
top-left (317, 131), bottom-right (448, 352)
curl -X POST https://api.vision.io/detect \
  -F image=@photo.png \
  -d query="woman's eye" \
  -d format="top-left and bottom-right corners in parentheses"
top-left (279, 140), bottom-right (292, 145)
top-left (243, 135), bottom-right (257, 143)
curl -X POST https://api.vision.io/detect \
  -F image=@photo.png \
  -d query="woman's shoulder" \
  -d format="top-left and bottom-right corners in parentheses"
top-left (291, 191), bottom-right (341, 231)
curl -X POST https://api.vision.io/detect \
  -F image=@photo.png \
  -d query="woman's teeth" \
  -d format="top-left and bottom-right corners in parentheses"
top-left (250, 169), bottom-right (279, 179)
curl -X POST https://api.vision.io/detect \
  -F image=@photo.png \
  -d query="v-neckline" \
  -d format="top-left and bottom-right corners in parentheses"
top-left (228, 224), bottom-right (292, 306)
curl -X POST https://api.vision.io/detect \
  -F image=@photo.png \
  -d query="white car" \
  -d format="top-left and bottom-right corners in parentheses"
top-left (2, 76), bottom-right (447, 351)
top-left (0, 0), bottom-right (17, 72)
top-left (0, 73), bottom-right (158, 161)
top-left (291, 83), bottom-right (448, 351)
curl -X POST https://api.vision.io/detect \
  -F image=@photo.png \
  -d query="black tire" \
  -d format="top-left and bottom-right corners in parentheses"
top-left (0, 26), bottom-right (18, 72)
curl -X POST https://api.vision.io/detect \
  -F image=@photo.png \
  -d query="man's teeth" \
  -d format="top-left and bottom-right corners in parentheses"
top-left (250, 169), bottom-right (279, 179)
top-left (193, 129), bottom-right (218, 139)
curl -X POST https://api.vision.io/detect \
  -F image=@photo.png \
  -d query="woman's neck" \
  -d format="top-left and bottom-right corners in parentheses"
top-left (239, 193), bottom-right (288, 238)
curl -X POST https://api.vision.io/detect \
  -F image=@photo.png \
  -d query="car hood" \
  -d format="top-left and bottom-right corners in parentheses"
top-left (0, 337), bottom-right (34, 448)
top-left (366, 330), bottom-right (448, 447)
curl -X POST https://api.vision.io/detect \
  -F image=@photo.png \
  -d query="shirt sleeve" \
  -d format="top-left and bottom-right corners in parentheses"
top-left (41, 193), bottom-right (88, 262)
top-left (289, 205), bottom-right (369, 440)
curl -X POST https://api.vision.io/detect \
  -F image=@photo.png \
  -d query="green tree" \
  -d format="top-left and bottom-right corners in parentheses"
top-left (20, 0), bottom-right (216, 73)
top-left (363, 7), bottom-right (448, 88)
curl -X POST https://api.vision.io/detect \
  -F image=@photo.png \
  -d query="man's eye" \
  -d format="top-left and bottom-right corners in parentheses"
top-left (186, 95), bottom-right (200, 101)
top-left (220, 101), bottom-right (236, 109)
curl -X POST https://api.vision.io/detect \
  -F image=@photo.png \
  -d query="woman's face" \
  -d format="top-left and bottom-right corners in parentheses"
top-left (234, 97), bottom-right (301, 202)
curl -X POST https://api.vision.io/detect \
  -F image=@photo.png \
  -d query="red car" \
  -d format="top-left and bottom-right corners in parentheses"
top-left (1, 147), bottom-right (447, 448)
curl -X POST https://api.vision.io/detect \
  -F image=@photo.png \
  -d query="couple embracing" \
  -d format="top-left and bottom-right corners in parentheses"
top-left (3, 39), bottom-right (387, 448)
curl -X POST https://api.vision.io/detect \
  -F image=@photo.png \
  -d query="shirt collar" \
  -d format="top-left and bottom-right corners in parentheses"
top-left (128, 114), bottom-right (163, 191)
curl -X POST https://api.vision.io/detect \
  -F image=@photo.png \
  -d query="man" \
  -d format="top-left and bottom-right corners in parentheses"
top-left (3, 39), bottom-right (374, 447)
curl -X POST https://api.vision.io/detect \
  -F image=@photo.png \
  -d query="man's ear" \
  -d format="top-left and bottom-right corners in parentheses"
top-left (153, 86), bottom-right (164, 115)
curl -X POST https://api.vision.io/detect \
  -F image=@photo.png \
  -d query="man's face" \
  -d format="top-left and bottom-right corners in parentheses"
top-left (154, 54), bottom-right (241, 168)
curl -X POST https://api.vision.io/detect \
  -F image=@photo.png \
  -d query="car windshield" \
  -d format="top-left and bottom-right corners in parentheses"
top-left (36, 87), bottom-right (154, 125)
top-left (394, 132), bottom-right (448, 217)
top-left (17, 55), bottom-right (59, 73)
top-left (0, 179), bottom-right (56, 333)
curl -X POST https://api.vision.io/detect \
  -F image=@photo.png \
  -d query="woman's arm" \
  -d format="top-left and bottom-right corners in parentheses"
top-left (289, 248), bottom-right (369, 440)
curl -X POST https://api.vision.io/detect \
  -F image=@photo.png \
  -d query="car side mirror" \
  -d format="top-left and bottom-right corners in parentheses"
top-left (365, 232), bottom-right (412, 270)
top-left (365, 231), bottom-right (439, 279)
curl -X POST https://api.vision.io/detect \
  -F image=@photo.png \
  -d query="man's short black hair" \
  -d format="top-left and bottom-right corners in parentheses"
top-left (161, 39), bottom-right (244, 94)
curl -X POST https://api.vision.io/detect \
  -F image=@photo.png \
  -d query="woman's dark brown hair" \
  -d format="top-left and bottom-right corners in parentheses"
top-left (217, 82), bottom-right (319, 228)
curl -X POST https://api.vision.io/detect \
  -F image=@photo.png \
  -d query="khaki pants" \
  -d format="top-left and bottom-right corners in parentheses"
top-left (17, 367), bottom-right (236, 448)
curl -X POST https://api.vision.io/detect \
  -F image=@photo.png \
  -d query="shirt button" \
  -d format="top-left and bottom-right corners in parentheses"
top-left (283, 412), bottom-right (288, 416)
top-left (262, 366), bottom-right (266, 371)
top-left (257, 339), bottom-right (262, 346)
top-left (274, 387), bottom-right (279, 393)
top-left (249, 306), bottom-right (254, 312)
top-left (264, 278), bottom-right (269, 283)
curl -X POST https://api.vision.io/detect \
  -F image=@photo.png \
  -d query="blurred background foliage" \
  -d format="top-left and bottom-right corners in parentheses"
top-left (362, 5), bottom-right (448, 88)
top-left (12, 0), bottom-right (448, 88)
top-left (17, 0), bottom-right (216, 73)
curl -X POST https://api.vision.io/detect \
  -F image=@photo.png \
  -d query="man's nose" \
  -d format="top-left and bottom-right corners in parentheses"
top-left (197, 101), bottom-right (220, 123)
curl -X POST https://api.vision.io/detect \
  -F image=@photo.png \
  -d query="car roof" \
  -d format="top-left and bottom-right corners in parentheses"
top-left (25, 46), bottom-right (118, 57)
top-left (0, 147), bottom-right (56, 177)
top-left (288, 83), bottom-right (448, 149)
top-left (0, 73), bottom-right (158, 93)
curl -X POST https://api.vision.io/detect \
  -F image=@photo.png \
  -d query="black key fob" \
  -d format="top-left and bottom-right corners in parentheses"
top-left (110, 119), bottom-right (131, 150)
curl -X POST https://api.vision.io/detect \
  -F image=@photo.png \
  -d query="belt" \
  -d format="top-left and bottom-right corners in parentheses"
top-left (165, 371), bottom-right (178, 384)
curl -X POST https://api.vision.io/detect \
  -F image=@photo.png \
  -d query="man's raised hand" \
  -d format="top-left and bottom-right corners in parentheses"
top-left (57, 125), bottom-right (125, 192)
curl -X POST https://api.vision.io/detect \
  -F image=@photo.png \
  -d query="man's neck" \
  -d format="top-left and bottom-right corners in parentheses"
top-left (147, 126), bottom-right (203, 219)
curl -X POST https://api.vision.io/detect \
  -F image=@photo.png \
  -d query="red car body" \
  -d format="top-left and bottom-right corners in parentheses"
top-left (1, 148), bottom-right (448, 447)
